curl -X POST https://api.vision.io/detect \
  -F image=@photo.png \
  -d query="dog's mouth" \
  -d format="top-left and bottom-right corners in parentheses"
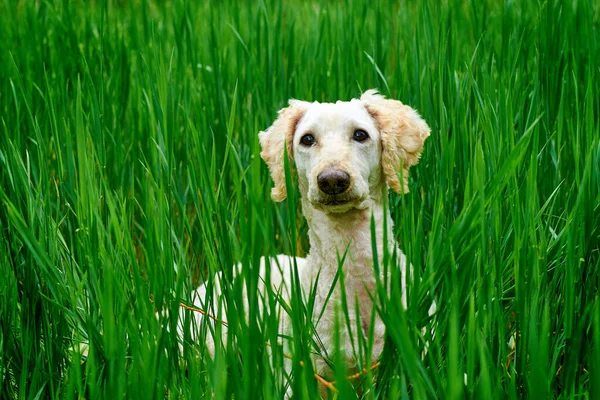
top-left (320, 197), bottom-right (355, 206)
top-left (311, 195), bottom-right (368, 213)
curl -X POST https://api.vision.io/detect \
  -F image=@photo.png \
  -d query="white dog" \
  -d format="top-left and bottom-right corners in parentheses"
top-left (184, 89), bottom-right (431, 389)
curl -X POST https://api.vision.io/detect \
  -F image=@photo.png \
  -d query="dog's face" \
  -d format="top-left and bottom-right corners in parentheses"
top-left (293, 100), bottom-right (382, 213)
top-left (259, 90), bottom-right (431, 214)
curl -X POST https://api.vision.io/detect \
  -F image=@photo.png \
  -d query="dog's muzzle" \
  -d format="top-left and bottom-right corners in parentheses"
top-left (317, 168), bottom-right (350, 195)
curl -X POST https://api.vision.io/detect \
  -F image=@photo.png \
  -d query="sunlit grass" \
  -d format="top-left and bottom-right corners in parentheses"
top-left (1, 0), bottom-right (599, 398)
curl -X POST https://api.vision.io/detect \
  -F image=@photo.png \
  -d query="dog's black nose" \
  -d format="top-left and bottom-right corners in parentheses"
top-left (317, 169), bottom-right (350, 195)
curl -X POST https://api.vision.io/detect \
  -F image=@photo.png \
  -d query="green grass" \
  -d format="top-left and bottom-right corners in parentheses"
top-left (1, 0), bottom-right (599, 398)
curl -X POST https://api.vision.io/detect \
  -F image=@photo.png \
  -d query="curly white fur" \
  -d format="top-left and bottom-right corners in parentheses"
top-left (184, 89), bottom-right (431, 389)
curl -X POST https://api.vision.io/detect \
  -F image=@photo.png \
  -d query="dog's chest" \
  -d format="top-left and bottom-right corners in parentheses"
top-left (303, 254), bottom-right (382, 334)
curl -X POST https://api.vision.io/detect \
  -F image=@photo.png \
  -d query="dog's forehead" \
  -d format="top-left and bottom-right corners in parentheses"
top-left (299, 100), bottom-right (374, 130)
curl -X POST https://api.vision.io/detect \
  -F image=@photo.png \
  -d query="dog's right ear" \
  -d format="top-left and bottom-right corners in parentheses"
top-left (361, 89), bottom-right (430, 194)
top-left (258, 100), bottom-right (309, 201)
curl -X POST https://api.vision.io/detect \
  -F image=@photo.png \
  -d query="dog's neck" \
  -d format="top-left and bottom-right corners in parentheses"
top-left (300, 193), bottom-right (396, 276)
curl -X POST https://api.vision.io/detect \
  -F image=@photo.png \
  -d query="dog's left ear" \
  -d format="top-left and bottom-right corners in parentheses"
top-left (361, 89), bottom-right (431, 194)
top-left (258, 100), bottom-right (309, 201)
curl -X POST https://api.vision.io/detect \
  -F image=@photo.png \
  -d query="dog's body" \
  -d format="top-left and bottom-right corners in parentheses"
top-left (185, 90), bottom-right (430, 383)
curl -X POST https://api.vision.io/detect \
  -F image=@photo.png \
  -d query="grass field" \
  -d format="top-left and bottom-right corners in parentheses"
top-left (1, 0), bottom-right (599, 398)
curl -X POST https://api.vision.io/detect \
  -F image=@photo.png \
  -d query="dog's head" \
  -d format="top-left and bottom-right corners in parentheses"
top-left (259, 90), bottom-right (430, 213)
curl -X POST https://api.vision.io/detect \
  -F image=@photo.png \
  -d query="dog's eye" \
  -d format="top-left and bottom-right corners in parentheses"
top-left (353, 130), bottom-right (369, 142)
top-left (300, 134), bottom-right (316, 147)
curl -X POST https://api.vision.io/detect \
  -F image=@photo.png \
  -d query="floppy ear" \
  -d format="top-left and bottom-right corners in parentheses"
top-left (361, 89), bottom-right (431, 194)
top-left (258, 100), bottom-right (309, 201)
